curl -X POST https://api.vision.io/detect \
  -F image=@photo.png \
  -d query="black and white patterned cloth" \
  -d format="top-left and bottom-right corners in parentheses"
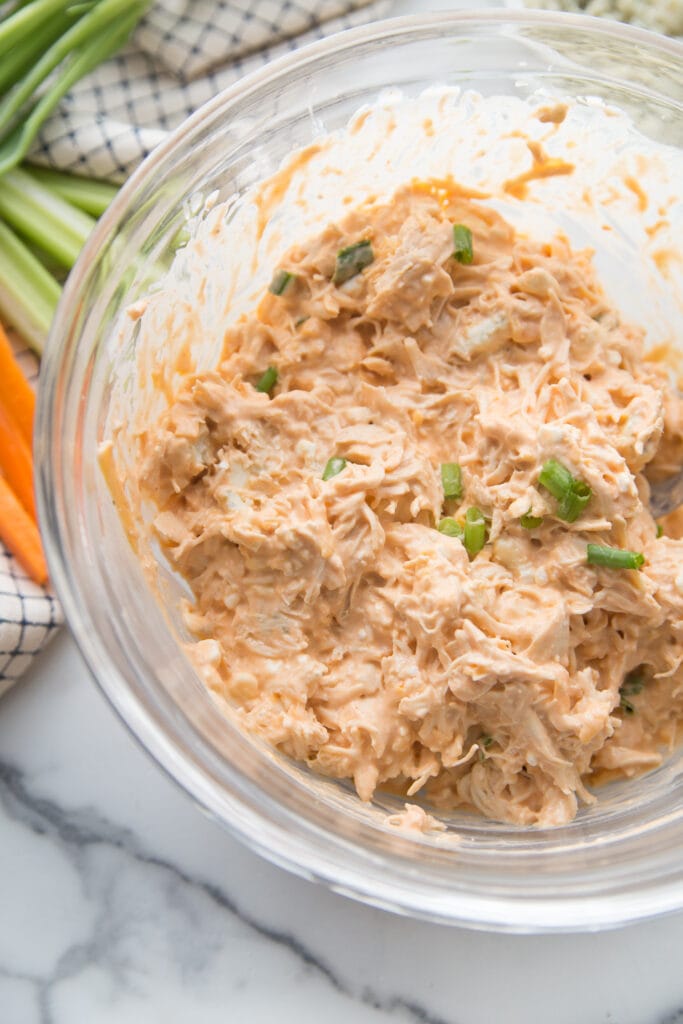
top-left (1, 339), bottom-right (62, 695)
top-left (32, 0), bottom-right (389, 182)
top-left (2, 0), bottom-right (388, 690)
top-left (0, 549), bottom-right (62, 695)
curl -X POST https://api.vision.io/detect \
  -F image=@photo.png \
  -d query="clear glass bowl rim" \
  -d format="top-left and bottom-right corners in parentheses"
top-left (36, 10), bottom-right (683, 933)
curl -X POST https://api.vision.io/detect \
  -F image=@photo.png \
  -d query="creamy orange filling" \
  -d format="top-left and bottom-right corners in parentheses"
top-left (137, 184), bottom-right (683, 827)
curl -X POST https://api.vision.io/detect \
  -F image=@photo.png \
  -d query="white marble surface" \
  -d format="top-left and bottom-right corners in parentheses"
top-left (1, 633), bottom-right (683, 1024)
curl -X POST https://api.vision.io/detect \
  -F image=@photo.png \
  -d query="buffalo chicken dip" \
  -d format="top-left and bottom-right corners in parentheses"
top-left (138, 182), bottom-right (683, 827)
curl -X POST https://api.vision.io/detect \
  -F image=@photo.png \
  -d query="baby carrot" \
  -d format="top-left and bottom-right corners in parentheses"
top-left (0, 474), bottom-right (47, 584)
top-left (0, 396), bottom-right (35, 519)
top-left (0, 322), bottom-right (35, 445)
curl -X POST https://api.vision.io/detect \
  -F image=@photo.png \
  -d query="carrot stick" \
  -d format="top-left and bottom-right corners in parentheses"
top-left (0, 474), bottom-right (47, 584)
top-left (0, 321), bottom-right (35, 445)
top-left (0, 396), bottom-right (35, 519)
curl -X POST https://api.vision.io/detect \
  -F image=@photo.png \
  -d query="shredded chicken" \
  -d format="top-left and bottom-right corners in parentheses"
top-left (386, 803), bottom-right (447, 834)
top-left (138, 183), bottom-right (683, 827)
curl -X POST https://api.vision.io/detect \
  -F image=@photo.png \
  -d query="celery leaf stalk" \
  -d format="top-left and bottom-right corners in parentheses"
top-left (0, 167), bottom-right (95, 267)
top-left (0, 219), bottom-right (61, 354)
top-left (25, 166), bottom-right (118, 217)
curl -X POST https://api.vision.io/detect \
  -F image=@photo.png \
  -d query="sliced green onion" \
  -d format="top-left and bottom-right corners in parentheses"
top-left (464, 506), bottom-right (486, 557)
top-left (322, 457), bottom-right (347, 481)
top-left (440, 462), bottom-right (463, 501)
top-left (520, 512), bottom-right (543, 530)
top-left (557, 480), bottom-right (592, 523)
top-left (255, 366), bottom-right (278, 395)
top-left (268, 269), bottom-right (295, 296)
top-left (621, 669), bottom-right (645, 697)
top-left (478, 735), bottom-right (494, 762)
top-left (437, 517), bottom-right (463, 539)
top-left (539, 458), bottom-right (574, 501)
top-left (586, 544), bottom-right (644, 570)
top-left (333, 240), bottom-right (373, 286)
top-left (452, 224), bottom-right (473, 265)
top-left (657, 523), bottom-right (664, 538)
top-left (619, 670), bottom-right (644, 714)
top-left (539, 458), bottom-right (592, 523)
top-left (620, 670), bottom-right (645, 713)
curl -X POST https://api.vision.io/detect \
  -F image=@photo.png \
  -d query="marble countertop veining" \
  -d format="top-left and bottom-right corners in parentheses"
top-left (2, 635), bottom-right (683, 1024)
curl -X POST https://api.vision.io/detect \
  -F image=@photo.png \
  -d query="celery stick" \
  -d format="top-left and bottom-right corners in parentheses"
top-left (25, 166), bottom-right (118, 217)
top-left (0, 219), bottom-right (61, 355)
top-left (0, 167), bottom-right (95, 267)
top-left (23, 239), bottom-right (69, 283)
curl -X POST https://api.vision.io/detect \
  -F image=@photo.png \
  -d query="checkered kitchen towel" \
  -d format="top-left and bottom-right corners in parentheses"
top-left (32, 0), bottom-right (390, 182)
top-left (2, 0), bottom-right (389, 691)
top-left (1, 336), bottom-right (62, 695)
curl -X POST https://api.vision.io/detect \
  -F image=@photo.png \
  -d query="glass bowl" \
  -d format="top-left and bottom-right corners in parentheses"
top-left (36, 11), bottom-right (683, 932)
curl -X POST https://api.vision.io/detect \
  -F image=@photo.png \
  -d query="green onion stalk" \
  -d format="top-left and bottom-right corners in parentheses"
top-left (322, 457), bottom-right (347, 482)
top-left (587, 544), bottom-right (644, 571)
top-left (438, 517), bottom-right (463, 538)
top-left (255, 366), bottom-right (278, 395)
top-left (464, 507), bottom-right (487, 557)
top-left (333, 240), bottom-right (374, 285)
top-left (452, 224), bottom-right (473, 264)
top-left (539, 458), bottom-right (592, 523)
top-left (441, 462), bottom-right (463, 501)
